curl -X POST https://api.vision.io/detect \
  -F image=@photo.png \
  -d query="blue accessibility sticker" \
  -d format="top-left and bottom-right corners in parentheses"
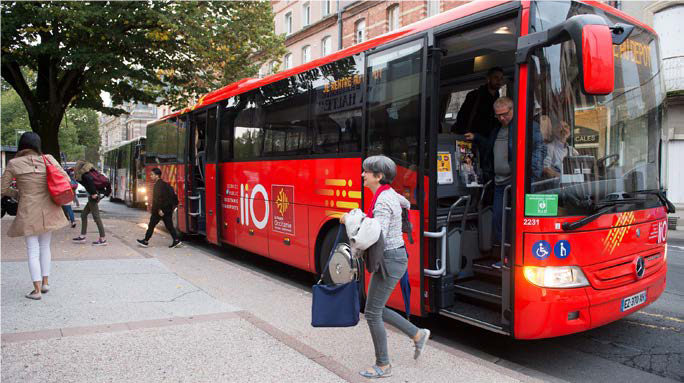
top-left (532, 240), bottom-right (552, 260)
top-left (554, 240), bottom-right (571, 259)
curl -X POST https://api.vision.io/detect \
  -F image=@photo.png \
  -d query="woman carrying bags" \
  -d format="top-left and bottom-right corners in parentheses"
top-left (1, 132), bottom-right (69, 300)
top-left (340, 155), bottom-right (431, 379)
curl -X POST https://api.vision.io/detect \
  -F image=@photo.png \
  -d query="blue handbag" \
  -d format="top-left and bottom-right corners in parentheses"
top-left (311, 225), bottom-right (360, 327)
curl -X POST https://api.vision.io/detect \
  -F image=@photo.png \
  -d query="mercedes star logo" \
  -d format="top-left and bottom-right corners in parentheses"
top-left (633, 256), bottom-right (646, 279)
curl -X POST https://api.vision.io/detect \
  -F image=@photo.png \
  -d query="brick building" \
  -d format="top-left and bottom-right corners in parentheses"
top-left (262, 1), bottom-right (467, 76)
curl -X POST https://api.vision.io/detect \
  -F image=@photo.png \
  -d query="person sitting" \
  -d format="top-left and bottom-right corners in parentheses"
top-left (543, 121), bottom-right (578, 179)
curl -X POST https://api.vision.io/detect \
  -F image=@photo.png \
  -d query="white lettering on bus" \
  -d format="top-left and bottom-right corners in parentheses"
top-left (658, 221), bottom-right (667, 244)
top-left (250, 184), bottom-right (269, 230)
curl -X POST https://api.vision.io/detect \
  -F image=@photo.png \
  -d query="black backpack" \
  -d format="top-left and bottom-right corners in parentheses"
top-left (1, 196), bottom-right (18, 217)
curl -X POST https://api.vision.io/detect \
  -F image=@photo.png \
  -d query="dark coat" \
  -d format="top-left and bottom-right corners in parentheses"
top-left (151, 179), bottom-right (177, 213)
top-left (452, 85), bottom-right (500, 136)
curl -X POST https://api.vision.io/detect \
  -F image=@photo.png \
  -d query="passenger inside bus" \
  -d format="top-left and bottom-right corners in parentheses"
top-left (451, 67), bottom-right (505, 137)
top-left (543, 121), bottom-right (579, 179)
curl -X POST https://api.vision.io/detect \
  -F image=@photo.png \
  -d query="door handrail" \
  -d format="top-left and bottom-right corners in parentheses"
top-left (423, 226), bottom-right (447, 277)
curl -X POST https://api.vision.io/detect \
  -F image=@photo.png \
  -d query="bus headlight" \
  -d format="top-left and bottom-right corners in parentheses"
top-left (523, 266), bottom-right (590, 288)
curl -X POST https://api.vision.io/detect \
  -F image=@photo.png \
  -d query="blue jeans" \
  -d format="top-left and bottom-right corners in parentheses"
top-left (62, 205), bottom-right (74, 223)
top-left (493, 183), bottom-right (508, 244)
top-left (365, 247), bottom-right (419, 366)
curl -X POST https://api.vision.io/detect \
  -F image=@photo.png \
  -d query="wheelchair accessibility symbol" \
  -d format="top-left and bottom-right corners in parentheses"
top-left (532, 240), bottom-right (552, 260)
top-left (554, 240), bottom-right (571, 259)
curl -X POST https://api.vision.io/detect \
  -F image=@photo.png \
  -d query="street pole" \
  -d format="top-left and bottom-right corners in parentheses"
top-left (15, 130), bottom-right (26, 148)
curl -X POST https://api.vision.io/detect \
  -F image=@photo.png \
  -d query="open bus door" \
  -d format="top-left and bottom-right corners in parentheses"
top-left (364, 36), bottom-right (428, 318)
top-left (185, 110), bottom-right (208, 234)
top-left (426, 12), bottom-right (521, 336)
top-left (204, 107), bottom-right (219, 244)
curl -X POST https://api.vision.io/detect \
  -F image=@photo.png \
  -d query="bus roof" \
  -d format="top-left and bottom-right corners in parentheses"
top-left (103, 136), bottom-right (146, 153)
top-left (151, 0), bottom-right (656, 123)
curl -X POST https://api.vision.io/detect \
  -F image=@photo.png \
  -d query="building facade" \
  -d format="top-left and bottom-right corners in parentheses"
top-left (616, 1), bottom-right (684, 204)
top-left (262, 0), bottom-right (466, 76)
top-left (98, 102), bottom-right (168, 154)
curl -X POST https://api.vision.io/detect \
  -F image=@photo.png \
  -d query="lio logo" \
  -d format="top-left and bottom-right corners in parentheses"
top-left (240, 183), bottom-right (269, 230)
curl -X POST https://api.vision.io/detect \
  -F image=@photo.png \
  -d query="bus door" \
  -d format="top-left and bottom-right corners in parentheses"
top-left (364, 36), bottom-right (427, 317)
top-left (185, 110), bottom-right (208, 234)
top-left (204, 107), bottom-right (219, 244)
top-left (429, 14), bottom-right (520, 335)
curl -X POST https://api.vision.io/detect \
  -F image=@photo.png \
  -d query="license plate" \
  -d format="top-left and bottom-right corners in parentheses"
top-left (621, 290), bottom-right (647, 312)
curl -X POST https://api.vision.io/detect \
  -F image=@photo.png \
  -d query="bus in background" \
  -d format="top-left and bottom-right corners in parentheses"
top-left (145, 0), bottom-right (672, 339)
top-left (103, 137), bottom-right (147, 207)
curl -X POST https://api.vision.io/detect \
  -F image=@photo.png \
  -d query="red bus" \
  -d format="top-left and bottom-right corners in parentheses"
top-left (144, 0), bottom-right (672, 339)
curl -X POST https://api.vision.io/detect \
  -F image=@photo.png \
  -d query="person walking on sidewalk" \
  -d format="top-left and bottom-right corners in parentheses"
top-left (62, 204), bottom-right (77, 228)
top-left (339, 155), bottom-right (430, 379)
top-left (137, 168), bottom-right (181, 248)
top-left (67, 168), bottom-right (80, 207)
top-left (72, 160), bottom-right (107, 246)
top-left (1, 132), bottom-right (69, 300)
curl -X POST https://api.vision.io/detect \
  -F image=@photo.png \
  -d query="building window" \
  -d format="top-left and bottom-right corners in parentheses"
top-left (427, 0), bottom-right (440, 17)
top-left (322, 0), bottom-right (331, 16)
top-left (321, 36), bottom-right (332, 56)
top-left (388, 4), bottom-right (400, 32)
top-left (302, 45), bottom-right (311, 63)
top-left (302, 3), bottom-right (310, 27)
top-left (269, 61), bottom-right (277, 75)
top-left (355, 19), bottom-right (366, 44)
top-left (285, 12), bottom-right (293, 35)
top-left (284, 53), bottom-right (293, 70)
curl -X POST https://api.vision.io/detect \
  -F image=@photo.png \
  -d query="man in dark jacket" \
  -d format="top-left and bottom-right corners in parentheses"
top-left (452, 66), bottom-right (505, 136)
top-left (137, 168), bottom-right (181, 248)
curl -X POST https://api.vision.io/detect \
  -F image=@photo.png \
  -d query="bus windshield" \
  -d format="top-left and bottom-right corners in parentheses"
top-left (526, 1), bottom-right (666, 216)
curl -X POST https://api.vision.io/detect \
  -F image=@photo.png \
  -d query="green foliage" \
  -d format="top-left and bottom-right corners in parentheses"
top-left (2, 86), bottom-right (100, 162)
top-left (1, 87), bottom-right (30, 146)
top-left (1, 1), bottom-right (285, 157)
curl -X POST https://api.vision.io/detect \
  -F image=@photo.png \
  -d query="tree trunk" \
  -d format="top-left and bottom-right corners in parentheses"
top-left (31, 108), bottom-right (63, 162)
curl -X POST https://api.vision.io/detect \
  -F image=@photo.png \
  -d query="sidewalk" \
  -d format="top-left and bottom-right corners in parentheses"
top-left (1, 216), bottom-right (542, 383)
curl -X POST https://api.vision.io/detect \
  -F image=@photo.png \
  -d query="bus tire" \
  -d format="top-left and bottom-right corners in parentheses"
top-left (317, 227), bottom-right (338, 285)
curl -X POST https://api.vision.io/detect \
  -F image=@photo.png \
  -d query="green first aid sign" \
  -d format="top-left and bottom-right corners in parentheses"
top-left (525, 194), bottom-right (558, 216)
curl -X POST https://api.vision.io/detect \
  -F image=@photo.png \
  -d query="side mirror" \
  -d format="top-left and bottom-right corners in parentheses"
top-left (581, 24), bottom-right (614, 95)
top-left (517, 15), bottom-right (628, 96)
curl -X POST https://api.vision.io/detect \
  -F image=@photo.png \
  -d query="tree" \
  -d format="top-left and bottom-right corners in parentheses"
top-left (1, 1), bottom-right (285, 158)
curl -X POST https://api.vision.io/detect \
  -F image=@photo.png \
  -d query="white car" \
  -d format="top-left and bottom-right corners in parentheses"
top-left (76, 184), bottom-right (88, 198)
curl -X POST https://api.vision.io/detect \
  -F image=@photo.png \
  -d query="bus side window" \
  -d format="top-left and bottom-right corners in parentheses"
top-left (232, 93), bottom-right (264, 160)
top-left (309, 55), bottom-right (364, 154)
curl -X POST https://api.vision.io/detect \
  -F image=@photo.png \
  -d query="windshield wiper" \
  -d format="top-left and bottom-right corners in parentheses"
top-left (632, 189), bottom-right (676, 213)
top-left (562, 199), bottom-right (638, 232)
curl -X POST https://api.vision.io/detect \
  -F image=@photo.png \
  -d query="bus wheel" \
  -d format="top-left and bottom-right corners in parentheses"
top-left (318, 228), bottom-right (336, 285)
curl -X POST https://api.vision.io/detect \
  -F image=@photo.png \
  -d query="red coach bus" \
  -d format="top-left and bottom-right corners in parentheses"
top-left (145, 0), bottom-right (672, 339)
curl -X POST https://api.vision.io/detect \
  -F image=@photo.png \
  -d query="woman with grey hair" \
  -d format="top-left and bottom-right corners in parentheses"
top-left (340, 155), bottom-right (430, 379)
